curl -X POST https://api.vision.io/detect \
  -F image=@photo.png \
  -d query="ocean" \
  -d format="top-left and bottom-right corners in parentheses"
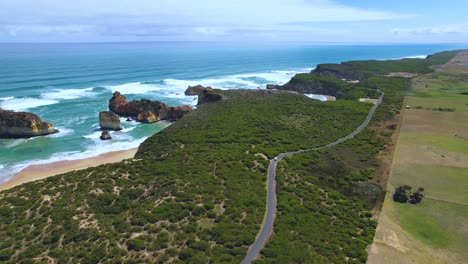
top-left (0, 42), bottom-right (466, 182)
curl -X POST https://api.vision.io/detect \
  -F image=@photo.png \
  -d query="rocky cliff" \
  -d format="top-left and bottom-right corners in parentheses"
top-left (99, 111), bottom-right (122, 130)
top-left (185, 85), bottom-right (213, 96)
top-left (0, 108), bottom-right (58, 138)
top-left (108, 92), bottom-right (193, 122)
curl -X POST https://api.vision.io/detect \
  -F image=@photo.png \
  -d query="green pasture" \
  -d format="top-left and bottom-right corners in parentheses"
top-left (391, 164), bottom-right (468, 204)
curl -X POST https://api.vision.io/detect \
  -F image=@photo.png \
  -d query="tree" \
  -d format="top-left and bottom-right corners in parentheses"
top-left (409, 187), bottom-right (424, 204)
top-left (393, 185), bottom-right (425, 204)
top-left (393, 185), bottom-right (412, 203)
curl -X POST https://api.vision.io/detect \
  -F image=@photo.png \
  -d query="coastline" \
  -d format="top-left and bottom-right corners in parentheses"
top-left (0, 147), bottom-right (138, 191)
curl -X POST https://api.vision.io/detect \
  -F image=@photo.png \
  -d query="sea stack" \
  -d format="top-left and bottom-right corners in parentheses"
top-left (99, 111), bottom-right (122, 130)
top-left (0, 108), bottom-right (59, 138)
top-left (100, 130), bottom-right (112, 140)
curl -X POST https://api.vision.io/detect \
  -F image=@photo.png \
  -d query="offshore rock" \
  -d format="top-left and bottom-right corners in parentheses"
top-left (99, 111), bottom-right (122, 131)
top-left (109, 91), bottom-right (192, 122)
top-left (0, 109), bottom-right (59, 138)
top-left (100, 130), bottom-right (112, 140)
top-left (185, 85), bottom-right (212, 96)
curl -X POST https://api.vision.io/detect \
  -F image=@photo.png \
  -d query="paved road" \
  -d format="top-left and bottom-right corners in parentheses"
top-left (241, 91), bottom-right (384, 264)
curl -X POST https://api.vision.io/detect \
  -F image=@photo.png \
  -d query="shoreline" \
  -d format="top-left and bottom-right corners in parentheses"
top-left (0, 147), bottom-right (138, 191)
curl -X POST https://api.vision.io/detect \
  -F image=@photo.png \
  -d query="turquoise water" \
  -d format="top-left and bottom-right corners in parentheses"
top-left (0, 42), bottom-right (466, 181)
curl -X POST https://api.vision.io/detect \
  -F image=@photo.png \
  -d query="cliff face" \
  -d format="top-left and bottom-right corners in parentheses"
top-left (0, 109), bottom-right (58, 138)
top-left (108, 92), bottom-right (193, 122)
top-left (99, 111), bottom-right (122, 130)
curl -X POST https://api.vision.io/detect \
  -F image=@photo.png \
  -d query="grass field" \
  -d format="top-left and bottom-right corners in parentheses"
top-left (368, 52), bottom-right (468, 264)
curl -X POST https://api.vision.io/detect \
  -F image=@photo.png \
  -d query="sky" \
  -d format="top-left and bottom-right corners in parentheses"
top-left (0, 0), bottom-right (467, 43)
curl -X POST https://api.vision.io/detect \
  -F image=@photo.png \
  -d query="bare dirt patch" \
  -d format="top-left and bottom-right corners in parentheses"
top-left (386, 72), bottom-right (419, 78)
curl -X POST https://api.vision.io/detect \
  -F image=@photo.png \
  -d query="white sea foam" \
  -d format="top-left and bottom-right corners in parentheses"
top-left (403, 55), bottom-right (427, 59)
top-left (42, 87), bottom-right (96, 100)
top-left (105, 82), bottom-right (164, 94)
top-left (0, 97), bottom-right (59, 111)
top-left (121, 126), bottom-right (136, 133)
top-left (46, 127), bottom-right (74, 138)
top-left (0, 163), bottom-right (29, 184)
top-left (2, 139), bottom-right (28, 148)
top-left (305, 94), bottom-right (328, 101)
top-left (0, 87), bottom-right (100, 111)
top-left (82, 130), bottom-right (104, 140)
top-left (0, 131), bottom-right (149, 184)
top-left (106, 69), bottom-right (308, 100)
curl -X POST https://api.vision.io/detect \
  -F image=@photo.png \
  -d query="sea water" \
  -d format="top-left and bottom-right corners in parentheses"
top-left (0, 42), bottom-right (465, 182)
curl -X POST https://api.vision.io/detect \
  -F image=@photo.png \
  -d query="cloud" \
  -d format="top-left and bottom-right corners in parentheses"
top-left (4, 24), bottom-right (95, 36)
top-left (0, 0), bottom-right (410, 41)
top-left (392, 23), bottom-right (468, 36)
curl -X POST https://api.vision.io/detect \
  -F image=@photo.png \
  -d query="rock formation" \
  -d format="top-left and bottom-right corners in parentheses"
top-left (99, 111), bottom-right (122, 131)
top-left (108, 91), bottom-right (193, 122)
top-left (166, 105), bottom-right (193, 120)
top-left (136, 111), bottom-right (159, 123)
top-left (0, 108), bottom-right (59, 138)
top-left (185, 85), bottom-right (213, 96)
top-left (198, 89), bottom-right (223, 105)
top-left (100, 130), bottom-right (112, 140)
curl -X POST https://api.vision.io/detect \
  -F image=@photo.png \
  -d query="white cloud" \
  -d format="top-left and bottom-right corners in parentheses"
top-left (0, 0), bottom-right (406, 25)
top-left (393, 23), bottom-right (468, 36)
top-left (0, 0), bottom-right (410, 41)
top-left (4, 24), bottom-right (95, 36)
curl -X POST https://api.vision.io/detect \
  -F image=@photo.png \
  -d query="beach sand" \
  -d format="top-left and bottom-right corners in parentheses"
top-left (0, 148), bottom-right (138, 191)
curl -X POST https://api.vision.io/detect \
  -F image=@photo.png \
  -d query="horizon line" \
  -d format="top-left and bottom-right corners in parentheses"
top-left (0, 40), bottom-right (467, 46)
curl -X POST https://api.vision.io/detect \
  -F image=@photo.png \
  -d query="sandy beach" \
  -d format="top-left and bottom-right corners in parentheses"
top-left (0, 147), bottom-right (138, 191)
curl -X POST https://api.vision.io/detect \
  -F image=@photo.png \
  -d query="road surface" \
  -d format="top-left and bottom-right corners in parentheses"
top-left (241, 91), bottom-right (384, 264)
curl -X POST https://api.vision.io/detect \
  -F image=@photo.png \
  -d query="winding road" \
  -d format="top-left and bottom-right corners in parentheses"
top-left (241, 91), bottom-right (384, 264)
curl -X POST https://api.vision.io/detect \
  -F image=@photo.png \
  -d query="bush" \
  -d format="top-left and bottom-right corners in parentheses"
top-left (126, 239), bottom-right (145, 251)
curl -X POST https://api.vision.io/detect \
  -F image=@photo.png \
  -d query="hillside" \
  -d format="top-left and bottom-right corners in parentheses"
top-left (0, 50), bottom-right (463, 263)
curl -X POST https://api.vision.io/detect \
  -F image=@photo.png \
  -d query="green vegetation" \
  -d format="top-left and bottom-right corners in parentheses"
top-left (314, 50), bottom-right (463, 80)
top-left (287, 74), bottom-right (380, 100)
top-left (0, 90), bottom-right (373, 263)
top-left (393, 202), bottom-right (454, 248)
top-left (255, 50), bottom-right (463, 263)
top-left (0, 50), bottom-right (463, 263)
